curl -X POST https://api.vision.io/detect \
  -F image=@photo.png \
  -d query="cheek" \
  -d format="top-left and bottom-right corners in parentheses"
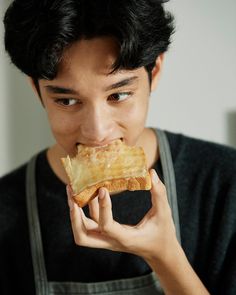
top-left (47, 111), bottom-right (79, 139)
top-left (47, 112), bottom-right (81, 155)
top-left (120, 91), bottom-right (150, 144)
top-left (121, 95), bottom-right (149, 126)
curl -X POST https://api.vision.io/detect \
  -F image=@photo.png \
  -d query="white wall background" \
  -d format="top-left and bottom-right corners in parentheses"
top-left (0, 0), bottom-right (236, 177)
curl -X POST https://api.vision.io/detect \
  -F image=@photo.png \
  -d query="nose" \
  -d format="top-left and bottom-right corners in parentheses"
top-left (80, 104), bottom-right (114, 145)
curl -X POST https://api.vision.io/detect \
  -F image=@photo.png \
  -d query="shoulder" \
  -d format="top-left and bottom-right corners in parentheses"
top-left (0, 163), bottom-right (27, 189)
top-left (0, 149), bottom-right (48, 221)
top-left (164, 129), bottom-right (236, 174)
top-left (162, 132), bottom-right (236, 293)
top-left (0, 162), bottom-right (28, 231)
top-left (0, 162), bottom-right (27, 201)
top-left (163, 129), bottom-right (236, 212)
top-left (0, 150), bottom-right (47, 197)
top-left (0, 151), bottom-right (45, 233)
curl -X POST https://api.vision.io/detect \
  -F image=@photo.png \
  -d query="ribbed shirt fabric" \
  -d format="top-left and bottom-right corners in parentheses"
top-left (0, 130), bottom-right (236, 294)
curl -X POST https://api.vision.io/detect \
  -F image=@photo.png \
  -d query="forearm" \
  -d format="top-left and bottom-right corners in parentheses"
top-left (146, 240), bottom-right (210, 295)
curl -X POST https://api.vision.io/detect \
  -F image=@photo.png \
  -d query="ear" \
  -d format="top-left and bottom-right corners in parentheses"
top-left (28, 77), bottom-right (38, 95)
top-left (150, 53), bottom-right (164, 92)
top-left (28, 77), bottom-right (44, 107)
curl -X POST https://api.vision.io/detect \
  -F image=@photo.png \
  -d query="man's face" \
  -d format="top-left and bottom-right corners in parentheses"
top-left (38, 37), bottom-right (153, 157)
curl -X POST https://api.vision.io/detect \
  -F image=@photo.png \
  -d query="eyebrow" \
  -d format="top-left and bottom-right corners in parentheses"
top-left (44, 76), bottom-right (138, 95)
top-left (104, 76), bottom-right (138, 91)
top-left (44, 85), bottom-right (78, 95)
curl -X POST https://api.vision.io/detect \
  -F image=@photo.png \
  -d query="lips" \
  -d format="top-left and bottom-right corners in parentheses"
top-left (76, 138), bottom-right (123, 148)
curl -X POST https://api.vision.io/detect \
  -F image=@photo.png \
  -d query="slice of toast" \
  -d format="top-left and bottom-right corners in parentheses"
top-left (61, 140), bottom-right (151, 207)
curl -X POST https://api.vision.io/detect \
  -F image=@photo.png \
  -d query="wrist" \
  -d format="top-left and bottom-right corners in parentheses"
top-left (144, 240), bottom-right (210, 295)
top-left (144, 237), bottom-right (184, 275)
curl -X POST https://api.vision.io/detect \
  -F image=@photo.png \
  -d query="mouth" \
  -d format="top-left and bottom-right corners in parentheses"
top-left (76, 138), bottom-right (124, 148)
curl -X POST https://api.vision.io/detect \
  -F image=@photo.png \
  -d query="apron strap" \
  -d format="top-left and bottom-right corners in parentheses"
top-left (25, 128), bottom-right (181, 294)
top-left (26, 155), bottom-right (49, 295)
top-left (155, 128), bottom-right (181, 244)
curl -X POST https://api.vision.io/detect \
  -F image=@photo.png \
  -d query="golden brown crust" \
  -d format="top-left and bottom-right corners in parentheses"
top-left (61, 139), bottom-right (152, 207)
top-left (72, 173), bottom-right (151, 207)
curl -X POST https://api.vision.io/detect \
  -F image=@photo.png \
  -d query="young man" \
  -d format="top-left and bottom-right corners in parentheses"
top-left (1, 0), bottom-right (235, 294)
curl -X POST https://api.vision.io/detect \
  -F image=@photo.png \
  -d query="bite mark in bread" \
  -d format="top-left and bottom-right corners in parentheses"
top-left (61, 140), bottom-right (151, 207)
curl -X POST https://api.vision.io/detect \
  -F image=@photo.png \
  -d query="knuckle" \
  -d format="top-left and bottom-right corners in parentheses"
top-left (74, 234), bottom-right (86, 246)
top-left (120, 238), bottom-right (132, 249)
top-left (159, 182), bottom-right (167, 195)
top-left (152, 181), bottom-right (167, 199)
top-left (161, 204), bottom-right (173, 222)
top-left (100, 199), bottom-right (111, 209)
top-left (74, 235), bottom-right (82, 245)
top-left (89, 212), bottom-right (98, 221)
top-left (70, 211), bottom-right (77, 223)
top-left (99, 222), bottom-right (112, 234)
top-left (99, 221), bottom-right (114, 236)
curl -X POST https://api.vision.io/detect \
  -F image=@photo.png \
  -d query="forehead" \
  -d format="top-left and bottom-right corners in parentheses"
top-left (58, 37), bottom-right (119, 77)
top-left (41, 36), bottom-right (147, 91)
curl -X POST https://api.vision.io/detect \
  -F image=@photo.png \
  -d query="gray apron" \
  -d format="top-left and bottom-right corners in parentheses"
top-left (26, 128), bottom-right (181, 295)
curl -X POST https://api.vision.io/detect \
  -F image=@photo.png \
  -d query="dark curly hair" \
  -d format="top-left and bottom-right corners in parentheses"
top-left (4, 0), bottom-right (174, 82)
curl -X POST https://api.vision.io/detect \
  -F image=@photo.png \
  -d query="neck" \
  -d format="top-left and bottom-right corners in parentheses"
top-left (139, 127), bottom-right (159, 169)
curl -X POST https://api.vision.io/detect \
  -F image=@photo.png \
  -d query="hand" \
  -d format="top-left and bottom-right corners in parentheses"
top-left (66, 169), bottom-right (179, 262)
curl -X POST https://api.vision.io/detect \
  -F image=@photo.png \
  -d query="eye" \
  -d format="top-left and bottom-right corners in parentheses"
top-left (54, 98), bottom-right (79, 106)
top-left (108, 92), bottom-right (132, 102)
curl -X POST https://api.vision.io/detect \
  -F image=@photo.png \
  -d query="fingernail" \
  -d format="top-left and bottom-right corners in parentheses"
top-left (152, 169), bottom-right (159, 183)
top-left (99, 188), bottom-right (106, 200)
top-left (66, 185), bottom-right (73, 195)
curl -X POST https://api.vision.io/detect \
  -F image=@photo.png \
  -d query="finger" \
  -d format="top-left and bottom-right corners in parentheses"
top-left (150, 169), bottom-right (168, 208)
top-left (80, 207), bottom-right (99, 231)
top-left (98, 188), bottom-right (114, 234)
top-left (66, 186), bottom-right (117, 249)
top-left (66, 186), bottom-right (83, 229)
top-left (150, 169), bottom-right (160, 209)
top-left (66, 185), bottom-right (90, 232)
top-left (88, 195), bottom-right (99, 222)
top-left (70, 205), bottom-right (112, 248)
top-left (66, 185), bottom-right (75, 211)
top-left (66, 190), bottom-right (99, 239)
top-left (69, 200), bottom-right (117, 249)
top-left (66, 185), bottom-right (97, 229)
top-left (67, 194), bottom-right (85, 240)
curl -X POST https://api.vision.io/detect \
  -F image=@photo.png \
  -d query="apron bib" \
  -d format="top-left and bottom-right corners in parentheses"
top-left (26, 128), bottom-right (181, 295)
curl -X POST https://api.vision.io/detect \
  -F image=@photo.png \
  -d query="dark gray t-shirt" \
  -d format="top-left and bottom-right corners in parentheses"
top-left (0, 130), bottom-right (236, 294)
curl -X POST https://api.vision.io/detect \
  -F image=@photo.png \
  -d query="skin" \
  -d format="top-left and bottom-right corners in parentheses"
top-left (30, 37), bottom-right (210, 294)
top-left (30, 37), bottom-right (160, 183)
